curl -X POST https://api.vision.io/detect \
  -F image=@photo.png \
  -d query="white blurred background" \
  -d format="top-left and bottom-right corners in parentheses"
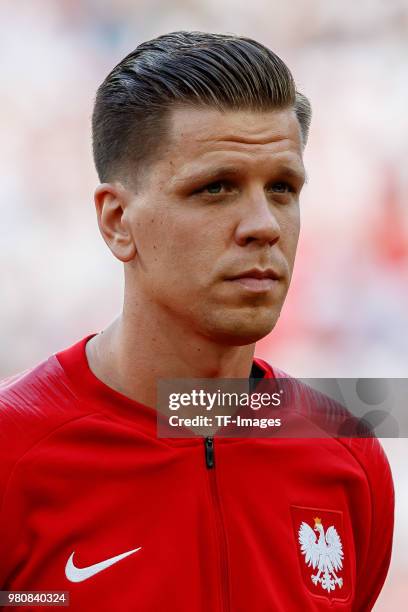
top-left (1, 1), bottom-right (407, 608)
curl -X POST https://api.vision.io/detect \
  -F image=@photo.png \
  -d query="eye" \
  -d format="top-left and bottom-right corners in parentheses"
top-left (269, 181), bottom-right (293, 194)
top-left (200, 181), bottom-right (225, 194)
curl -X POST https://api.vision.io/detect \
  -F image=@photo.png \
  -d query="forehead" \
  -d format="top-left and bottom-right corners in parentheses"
top-left (158, 106), bottom-right (305, 181)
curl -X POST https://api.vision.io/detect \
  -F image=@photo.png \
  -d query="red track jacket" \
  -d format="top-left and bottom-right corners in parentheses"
top-left (0, 335), bottom-right (394, 611)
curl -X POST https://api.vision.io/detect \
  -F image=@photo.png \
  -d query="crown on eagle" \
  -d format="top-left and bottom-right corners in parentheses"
top-left (313, 516), bottom-right (322, 525)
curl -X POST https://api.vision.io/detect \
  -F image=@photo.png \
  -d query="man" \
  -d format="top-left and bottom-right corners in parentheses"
top-left (0, 32), bottom-right (393, 611)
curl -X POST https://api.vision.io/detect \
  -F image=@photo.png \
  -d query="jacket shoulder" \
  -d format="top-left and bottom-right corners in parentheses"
top-left (0, 355), bottom-right (80, 426)
top-left (267, 364), bottom-right (393, 483)
top-left (0, 355), bottom-right (84, 495)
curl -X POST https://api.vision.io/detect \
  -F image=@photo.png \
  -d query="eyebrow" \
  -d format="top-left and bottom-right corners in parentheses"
top-left (172, 166), bottom-right (242, 185)
top-left (173, 163), bottom-right (307, 186)
top-left (277, 165), bottom-right (308, 185)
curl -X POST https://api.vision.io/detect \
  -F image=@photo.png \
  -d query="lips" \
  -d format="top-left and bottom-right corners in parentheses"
top-left (228, 268), bottom-right (280, 281)
top-left (226, 268), bottom-right (281, 293)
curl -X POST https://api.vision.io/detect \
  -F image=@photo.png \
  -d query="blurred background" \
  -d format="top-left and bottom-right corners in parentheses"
top-left (1, 0), bottom-right (407, 607)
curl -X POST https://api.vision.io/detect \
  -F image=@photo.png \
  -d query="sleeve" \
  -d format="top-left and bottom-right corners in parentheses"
top-left (351, 438), bottom-right (395, 612)
top-left (0, 405), bottom-right (17, 587)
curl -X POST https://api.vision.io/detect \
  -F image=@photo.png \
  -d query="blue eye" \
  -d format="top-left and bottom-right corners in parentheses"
top-left (205, 182), bottom-right (223, 194)
top-left (270, 182), bottom-right (291, 193)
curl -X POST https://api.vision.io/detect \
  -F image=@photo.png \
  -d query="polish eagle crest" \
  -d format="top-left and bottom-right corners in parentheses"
top-left (298, 516), bottom-right (344, 592)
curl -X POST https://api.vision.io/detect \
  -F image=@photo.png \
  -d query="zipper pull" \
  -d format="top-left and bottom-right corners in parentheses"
top-left (205, 436), bottom-right (215, 469)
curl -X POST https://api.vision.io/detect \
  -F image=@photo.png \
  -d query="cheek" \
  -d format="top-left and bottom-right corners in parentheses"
top-left (279, 208), bottom-right (300, 257)
top-left (138, 218), bottom-right (212, 287)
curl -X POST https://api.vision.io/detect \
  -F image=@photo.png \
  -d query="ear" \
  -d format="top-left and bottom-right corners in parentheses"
top-left (94, 183), bottom-right (137, 262)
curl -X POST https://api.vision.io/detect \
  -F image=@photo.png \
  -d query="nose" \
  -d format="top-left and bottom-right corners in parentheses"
top-left (234, 191), bottom-right (281, 247)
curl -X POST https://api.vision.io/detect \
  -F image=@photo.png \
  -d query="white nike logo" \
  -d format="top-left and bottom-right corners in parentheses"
top-left (65, 546), bottom-right (142, 583)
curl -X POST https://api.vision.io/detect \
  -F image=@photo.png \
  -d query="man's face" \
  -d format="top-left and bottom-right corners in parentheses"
top-left (125, 106), bottom-right (305, 345)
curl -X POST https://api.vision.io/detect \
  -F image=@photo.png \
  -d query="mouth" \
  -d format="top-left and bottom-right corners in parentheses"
top-left (226, 268), bottom-right (281, 293)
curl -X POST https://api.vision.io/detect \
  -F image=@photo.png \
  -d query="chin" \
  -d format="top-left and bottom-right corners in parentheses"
top-left (223, 327), bottom-right (275, 346)
top-left (206, 312), bottom-right (279, 346)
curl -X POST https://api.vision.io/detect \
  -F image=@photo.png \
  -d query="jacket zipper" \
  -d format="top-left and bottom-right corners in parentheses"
top-left (204, 436), bottom-right (230, 612)
top-left (205, 435), bottom-right (215, 469)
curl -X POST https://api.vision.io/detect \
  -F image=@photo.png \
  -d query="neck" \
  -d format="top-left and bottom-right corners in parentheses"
top-left (86, 301), bottom-right (256, 409)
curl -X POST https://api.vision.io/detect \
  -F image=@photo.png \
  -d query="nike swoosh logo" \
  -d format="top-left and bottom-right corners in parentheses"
top-left (65, 546), bottom-right (142, 583)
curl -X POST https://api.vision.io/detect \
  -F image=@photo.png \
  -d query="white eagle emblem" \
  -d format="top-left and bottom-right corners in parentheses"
top-left (298, 516), bottom-right (344, 592)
